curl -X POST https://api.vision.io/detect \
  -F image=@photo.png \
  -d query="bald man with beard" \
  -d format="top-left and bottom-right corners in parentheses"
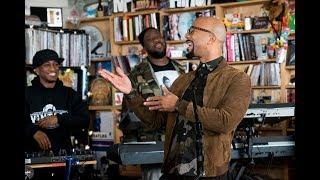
top-left (99, 17), bottom-right (251, 180)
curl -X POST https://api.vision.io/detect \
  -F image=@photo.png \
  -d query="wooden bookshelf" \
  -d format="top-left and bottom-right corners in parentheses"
top-left (228, 58), bottom-right (276, 65)
top-left (80, 16), bottom-right (110, 23)
top-left (228, 28), bottom-right (270, 34)
top-left (285, 65), bottom-right (295, 70)
top-left (112, 9), bottom-right (159, 17)
top-left (252, 86), bottom-right (281, 89)
top-left (285, 85), bottom-right (295, 89)
top-left (91, 57), bottom-right (112, 62)
top-left (115, 40), bottom-right (140, 45)
top-left (163, 4), bottom-right (216, 13)
top-left (219, 0), bottom-right (269, 7)
top-left (88, 105), bottom-right (122, 111)
top-left (166, 40), bottom-right (186, 44)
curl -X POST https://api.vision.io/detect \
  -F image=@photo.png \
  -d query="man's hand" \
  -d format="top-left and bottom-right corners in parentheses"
top-left (36, 116), bottom-right (58, 129)
top-left (98, 67), bottom-right (132, 94)
top-left (143, 86), bottom-right (178, 112)
top-left (33, 130), bottom-right (51, 150)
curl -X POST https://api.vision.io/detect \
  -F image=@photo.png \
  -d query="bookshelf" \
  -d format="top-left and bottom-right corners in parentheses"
top-left (227, 58), bottom-right (276, 65)
top-left (91, 57), bottom-right (112, 62)
top-left (285, 65), bottom-right (295, 70)
top-left (228, 28), bottom-right (270, 34)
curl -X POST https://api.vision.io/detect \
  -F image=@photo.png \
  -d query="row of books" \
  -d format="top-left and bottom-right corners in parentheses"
top-left (25, 28), bottom-right (90, 67)
top-left (245, 63), bottom-right (281, 87)
top-left (113, 13), bottom-right (160, 42)
top-left (224, 33), bottom-right (274, 62)
top-left (94, 55), bottom-right (142, 76)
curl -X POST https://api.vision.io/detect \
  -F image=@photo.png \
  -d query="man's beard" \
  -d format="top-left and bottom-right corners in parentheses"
top-left (148, 44), bottom-right (167, 59)
top-left (149, 51), bottom-right (166, 59)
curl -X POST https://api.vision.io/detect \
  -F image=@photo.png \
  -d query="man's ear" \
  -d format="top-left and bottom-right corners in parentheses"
top-left (139, 49), bottom-right (148, 58)
top-left (207, 35), bottom-right (216, 45)
top-left (34, 68), bottom-right (39, 76)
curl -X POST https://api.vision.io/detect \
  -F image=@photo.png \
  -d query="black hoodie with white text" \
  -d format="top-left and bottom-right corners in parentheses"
top-left (25, 77), bottom-right (90, 154)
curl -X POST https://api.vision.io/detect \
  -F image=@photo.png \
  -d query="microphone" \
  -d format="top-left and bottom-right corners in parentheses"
top-left (91, 41), bottom-right (103, 54)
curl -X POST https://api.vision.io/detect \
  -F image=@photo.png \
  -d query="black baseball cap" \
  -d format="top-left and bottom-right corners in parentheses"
top-left (32, 49), bottom-right (64, 68)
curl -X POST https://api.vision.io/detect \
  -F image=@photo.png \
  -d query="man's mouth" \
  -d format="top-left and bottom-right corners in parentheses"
top-left (155, 42), bottom-right (163, 49)
top-left (48, 73), bottom-right (56, 77)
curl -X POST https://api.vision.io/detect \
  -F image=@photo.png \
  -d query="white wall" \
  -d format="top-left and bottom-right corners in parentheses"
top-left (25, 0), bottom-right (71, 27)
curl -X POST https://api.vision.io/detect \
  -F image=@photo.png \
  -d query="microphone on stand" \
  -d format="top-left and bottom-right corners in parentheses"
top-left (91, 41), bottom-right (103, 54)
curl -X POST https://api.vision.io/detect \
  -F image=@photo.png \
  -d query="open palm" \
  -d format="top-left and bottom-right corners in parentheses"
top-left (98, 67), bottom-right (132, 94)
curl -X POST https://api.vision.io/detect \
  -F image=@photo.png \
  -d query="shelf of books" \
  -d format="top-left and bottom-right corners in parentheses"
top-left (285, 65), bottom-right (295, 70)
top-left (80, 16), bottom-right (111, 23)
top-left (162, 4), bottom-right (216, 13)
top-left (228, 58), bottom-right (276, 65)
top-left (219, 0), bottom-right (269, 8)
top-left (114, 40), bottom-right (140, 45)
top-left (166, 40), bottom-right (186, 44)
top-left (228, 28), bottom-right (270, 34)
top-left (285, 85), bottom-right (295, 89)
top-left (113, 12), bottom-right (160, 43)
top-left (91, 57), bottom-right (112, 62)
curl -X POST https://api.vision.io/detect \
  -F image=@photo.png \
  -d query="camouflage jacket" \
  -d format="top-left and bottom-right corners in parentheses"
top-left (121, 57), bottom-right (185, 141)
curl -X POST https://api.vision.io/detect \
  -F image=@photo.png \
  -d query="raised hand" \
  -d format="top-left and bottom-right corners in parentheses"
top-left (143, 86), bottom-right (178, 112)
top-left (33, 130), bottom-right (51, 150)
top-left (98, 67), bottom-right (132, 94)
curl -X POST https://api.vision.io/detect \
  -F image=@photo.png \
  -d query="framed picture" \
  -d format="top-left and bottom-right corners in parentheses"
top-left (114, 92), bottom-right (124, 106)
top-left (286, 39), bottom-right (295, 66)
top-left (30, 7), bottom-right (63, 28)
top-left (59, 67), bottom-right (88, 101)
top-left (47, 8), bottom-right (63, 27)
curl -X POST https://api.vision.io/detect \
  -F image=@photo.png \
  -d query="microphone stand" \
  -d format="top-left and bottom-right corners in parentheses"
top-left (191, 85), bottom-right (204, 180)
top-left (64, 156), bottom-right (79, 180)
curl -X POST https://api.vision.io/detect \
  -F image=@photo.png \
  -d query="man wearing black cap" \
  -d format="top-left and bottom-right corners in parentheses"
top-left (25, 49), bottom-right (90, 179)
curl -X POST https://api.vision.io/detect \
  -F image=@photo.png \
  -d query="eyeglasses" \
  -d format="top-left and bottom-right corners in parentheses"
top-left (187, 26), bottom-right (215, 36)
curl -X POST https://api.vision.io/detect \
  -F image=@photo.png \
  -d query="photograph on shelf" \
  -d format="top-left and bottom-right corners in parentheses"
top-left (47, 8), bottom-right (63, 27)
top-left (89, 77), bottom-right (112, 105)
top-left (286, 39), bottom-right (295, 66)
top-left (287, 89), bottom-right (295, 103)
top-left (59, 68), bottom-right (83, 92)
top-left (114, 92), bottom-right (124, 106)
top-left (96, 61), bottom-right (112, 73)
